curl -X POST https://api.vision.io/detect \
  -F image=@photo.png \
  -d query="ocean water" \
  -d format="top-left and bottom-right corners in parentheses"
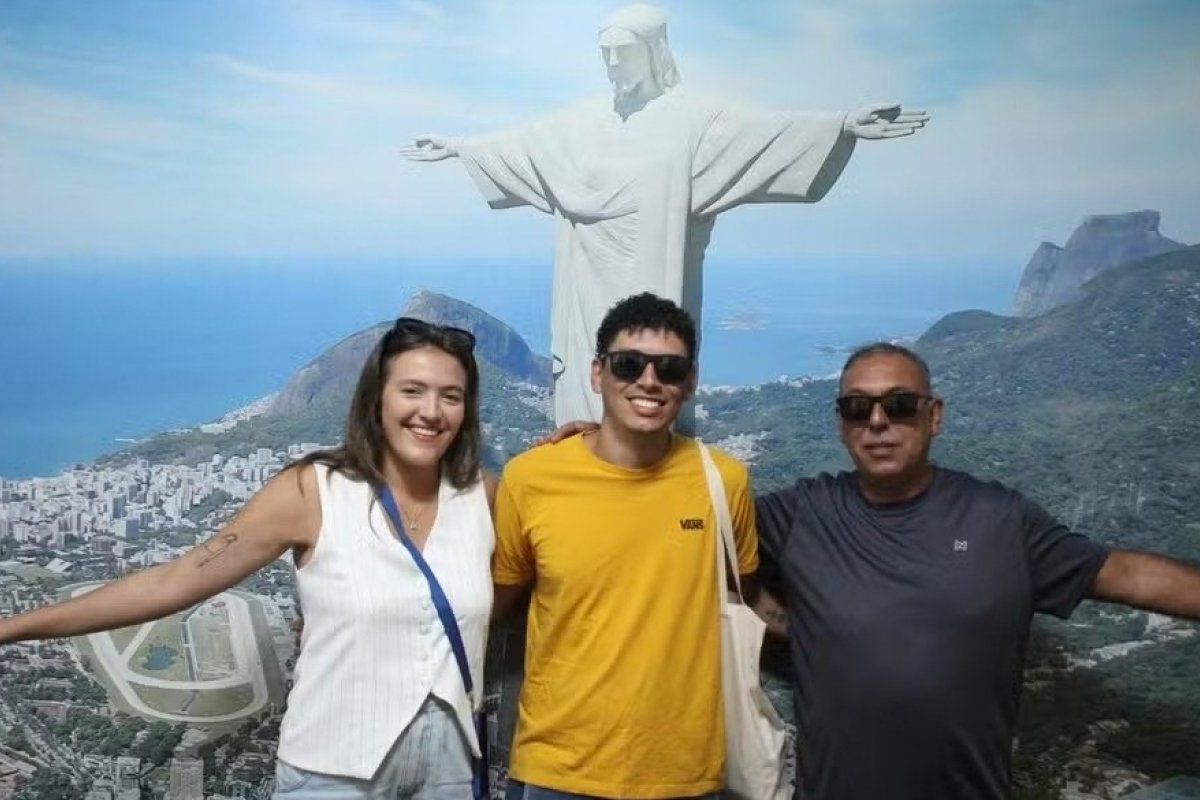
top-left (0, 258), bottom-right (1015, 478)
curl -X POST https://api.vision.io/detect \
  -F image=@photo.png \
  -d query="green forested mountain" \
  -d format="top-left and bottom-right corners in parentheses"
top-left (101, 291), bottom-right (556, 470)
top-left (696, 246), bottom-right (1200, 793)
top-left (922, 246), bottom-right (1200, 559)
top-left (99, 246), bottom-right (1200, 794)
top-left (702, 246), bottom-right (1200, 560)
top-left (106, 248), bottom-right (1200, 583)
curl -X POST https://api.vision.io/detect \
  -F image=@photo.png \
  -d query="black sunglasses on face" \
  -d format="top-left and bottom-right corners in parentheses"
top-left (387, 317), bottom-right (476, 351)
top-left (602, 349), bottom-right (693, 385)
top-left (835, 391), bottom-right (933, 423)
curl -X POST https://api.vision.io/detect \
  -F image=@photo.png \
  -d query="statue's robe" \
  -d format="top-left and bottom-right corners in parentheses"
top-left (458, 89), bottom-right (855, 426)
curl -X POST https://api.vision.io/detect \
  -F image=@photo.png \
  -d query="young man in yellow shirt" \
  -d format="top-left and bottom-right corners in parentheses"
top-left (492, 293), bottom-right (764, 800)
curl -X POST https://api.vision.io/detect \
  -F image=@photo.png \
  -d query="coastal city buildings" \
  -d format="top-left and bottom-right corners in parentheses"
top-left (0, 443), bottom-right (320, 799)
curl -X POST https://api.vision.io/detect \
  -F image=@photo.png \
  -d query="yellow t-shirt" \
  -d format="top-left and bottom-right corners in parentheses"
top-left (493, 434), bottom-right (759, 798)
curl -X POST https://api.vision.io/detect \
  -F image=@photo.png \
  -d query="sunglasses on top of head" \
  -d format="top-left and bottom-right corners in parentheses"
top-left (835, 391), bottom-right (933, 423)
top-left (601, 349), bottom-right (694, 385)
top-left (385, 317), bottom-right (476, 351)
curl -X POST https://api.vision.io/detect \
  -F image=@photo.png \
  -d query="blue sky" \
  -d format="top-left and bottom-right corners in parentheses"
top-left (1, 0), bottom-right (1198, 269)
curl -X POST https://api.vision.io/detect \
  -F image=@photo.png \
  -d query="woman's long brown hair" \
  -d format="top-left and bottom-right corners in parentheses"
top-left (292, 320), bottom-right (482, 489)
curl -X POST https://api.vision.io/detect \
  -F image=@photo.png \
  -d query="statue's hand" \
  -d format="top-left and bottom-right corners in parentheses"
top-left (843, 104), bottom-right (929, 140)
top-left (400, 134), bottom-right (460, 162)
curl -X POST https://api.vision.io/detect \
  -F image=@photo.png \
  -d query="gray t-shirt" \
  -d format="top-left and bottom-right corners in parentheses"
top-left (755, 467), bottom-right (1109, 800)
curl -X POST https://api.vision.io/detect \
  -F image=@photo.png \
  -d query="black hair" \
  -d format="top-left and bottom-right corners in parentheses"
top-left (594, 292), bottom-right (697, 359)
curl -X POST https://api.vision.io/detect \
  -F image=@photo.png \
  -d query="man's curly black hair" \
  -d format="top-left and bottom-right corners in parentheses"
top-left (594, 292), bottom-right (697, 359)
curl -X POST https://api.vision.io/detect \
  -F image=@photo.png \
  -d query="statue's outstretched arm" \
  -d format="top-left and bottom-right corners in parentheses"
top-left (400, 134), bottom-right (462, 162)
top-left (843, 103), bottom-right (929, 140)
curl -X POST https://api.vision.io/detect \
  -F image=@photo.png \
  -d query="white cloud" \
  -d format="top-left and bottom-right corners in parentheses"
top-left (0, 82), bottom-right (211, 162)
top-left (200, 52), bottom-right (535, 130)
top-left (677, 4), bottom-right (925, 109)
top-left (690, 0), bottom-right (1200, 263)
top-left (0, 0), bottom-right (1196, 263)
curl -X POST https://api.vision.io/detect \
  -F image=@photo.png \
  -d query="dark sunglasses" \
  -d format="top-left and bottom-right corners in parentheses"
top-left (602, 349), bottom-right (693, 385)
top-left (835, 391), bottom-right (933, 423)
top-left (386, 317), bottom-right (476, 351)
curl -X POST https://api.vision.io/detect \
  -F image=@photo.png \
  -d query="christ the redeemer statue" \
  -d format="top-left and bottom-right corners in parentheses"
top-left (403, 4), bottom-right (927, 428)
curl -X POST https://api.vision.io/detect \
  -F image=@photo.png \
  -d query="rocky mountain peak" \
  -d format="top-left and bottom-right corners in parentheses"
top-left (398, 291), bottom-right (548, 383)
top-left (267, 291), bottom-right (549, 417)
top-left (1012, 210), bottom-right (1184, 317)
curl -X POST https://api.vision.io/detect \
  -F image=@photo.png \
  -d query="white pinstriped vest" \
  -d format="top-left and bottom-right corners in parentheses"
top-left (276, 464), bottom-right (493, 779)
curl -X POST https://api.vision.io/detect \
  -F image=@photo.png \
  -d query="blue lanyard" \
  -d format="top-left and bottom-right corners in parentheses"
top-left (377, 485), bottom-right (474, 697)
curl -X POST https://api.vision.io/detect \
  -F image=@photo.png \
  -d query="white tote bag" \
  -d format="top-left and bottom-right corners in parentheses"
top-left (698, 442), bottom-right (790, 800)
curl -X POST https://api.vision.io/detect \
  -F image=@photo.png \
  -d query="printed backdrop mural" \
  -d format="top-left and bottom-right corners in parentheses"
top-left (0, 2), bottom-right (1198, 798)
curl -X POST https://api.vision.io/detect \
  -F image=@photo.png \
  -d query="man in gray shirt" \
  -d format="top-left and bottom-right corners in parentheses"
top-left (756, 342), bottom-right (1200, 800)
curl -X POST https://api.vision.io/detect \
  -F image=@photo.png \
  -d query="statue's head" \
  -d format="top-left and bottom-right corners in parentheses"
top-left (599, 4), bottom-right (679, 113)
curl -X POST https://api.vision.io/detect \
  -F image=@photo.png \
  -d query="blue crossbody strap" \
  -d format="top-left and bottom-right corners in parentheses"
top-left (378, 486), bottom-right (474, 697)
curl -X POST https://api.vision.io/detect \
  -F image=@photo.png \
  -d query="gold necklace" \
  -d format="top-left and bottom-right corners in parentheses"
top-left (398, 497), bottom-right (435, 533)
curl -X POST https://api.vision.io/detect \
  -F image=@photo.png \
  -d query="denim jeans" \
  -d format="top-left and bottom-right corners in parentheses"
top-left (504, 779), bottom-right (720, 800)
top-left (274, 697), bottom-right (473, 799)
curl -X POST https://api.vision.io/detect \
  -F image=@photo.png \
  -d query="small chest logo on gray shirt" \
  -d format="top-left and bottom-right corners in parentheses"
top-left (953, 539), bottom-right (969, 552)
top-left (679, 518), bottom-right (705, 531)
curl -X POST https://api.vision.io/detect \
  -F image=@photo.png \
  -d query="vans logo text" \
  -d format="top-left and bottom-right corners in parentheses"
top-left (679, 518), bottom-right (705, 531)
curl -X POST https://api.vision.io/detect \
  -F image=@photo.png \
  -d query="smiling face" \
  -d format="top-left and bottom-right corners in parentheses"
top-left (379, 345), bottom-right (468, 474)
top-left (591, 327), bottom-right (694, 437)
top-left (837, 352), bottom-right (943, 492)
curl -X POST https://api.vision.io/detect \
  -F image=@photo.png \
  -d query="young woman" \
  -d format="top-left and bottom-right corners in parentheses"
top-left (0, 317), bottom-right (495, 799)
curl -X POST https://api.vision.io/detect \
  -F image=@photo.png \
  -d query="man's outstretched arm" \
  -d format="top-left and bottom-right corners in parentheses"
top-left (1089, 550), bottom-right (1200, 619)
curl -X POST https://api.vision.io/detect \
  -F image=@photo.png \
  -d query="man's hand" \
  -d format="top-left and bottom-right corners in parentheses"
top-left (535, 419), bottom-right (600, 446)
top-left (843, 104), bottom-right (929, 140)
top-left (401, 134), bottom-right (460, 162)
top-left (740, 572), bottom-right (788, 637)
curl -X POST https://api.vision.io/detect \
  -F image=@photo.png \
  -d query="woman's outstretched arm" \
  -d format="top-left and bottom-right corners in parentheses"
top-left (0, 463), bottom-right (321, 644)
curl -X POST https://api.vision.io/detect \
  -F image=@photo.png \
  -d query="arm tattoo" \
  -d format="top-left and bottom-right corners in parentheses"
top-left (196, 533), bottom-right (238, 568)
